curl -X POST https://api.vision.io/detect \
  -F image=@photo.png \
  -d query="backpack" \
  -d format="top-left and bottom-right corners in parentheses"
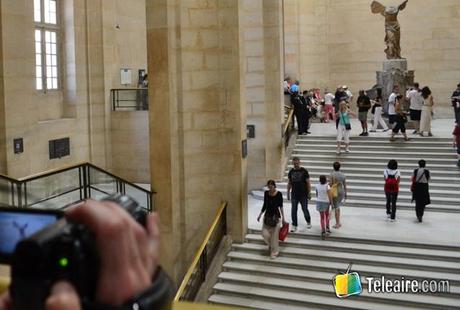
top-left (385, 173), bottom-right (399, 193)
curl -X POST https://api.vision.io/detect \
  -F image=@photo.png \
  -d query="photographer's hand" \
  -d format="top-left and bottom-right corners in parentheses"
top-left (66, 199), bottom-right (160, 306)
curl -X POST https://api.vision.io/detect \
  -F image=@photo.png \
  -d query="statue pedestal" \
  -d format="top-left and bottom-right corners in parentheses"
top-left (376, 59), bottom-right (414, 112)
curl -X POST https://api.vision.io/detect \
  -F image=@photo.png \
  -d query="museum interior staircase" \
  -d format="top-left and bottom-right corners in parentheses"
top-left (208, 135), bottom-right (460, 309)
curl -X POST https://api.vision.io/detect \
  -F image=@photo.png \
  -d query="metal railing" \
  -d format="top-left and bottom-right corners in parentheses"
top-left (111, 88), bottom-right (148, 111)
top-left (0, 162), bottom-right (154, 212)
top-left (283, 106), bottom-right (295, 149)
top-left (174, 202), bottom-right (227, 302)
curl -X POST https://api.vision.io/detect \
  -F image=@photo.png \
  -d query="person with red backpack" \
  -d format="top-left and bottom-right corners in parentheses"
top-left (384, 159), bottom-right (400, 222)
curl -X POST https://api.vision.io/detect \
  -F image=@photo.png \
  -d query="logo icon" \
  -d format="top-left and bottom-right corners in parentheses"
top-left (333, 263), bottom-right (362, 298)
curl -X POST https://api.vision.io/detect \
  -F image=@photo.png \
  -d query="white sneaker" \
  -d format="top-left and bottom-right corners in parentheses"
top-left (290, 226), bottom-right (297, 232)
top-left (345, 148), bottom-right (350, 153)
top-left (387, 214), bottom-right (391, 219)
top-left (307, 223), bottom-right (312, 229)
top-left (390, 219), bottom-right (395, 222)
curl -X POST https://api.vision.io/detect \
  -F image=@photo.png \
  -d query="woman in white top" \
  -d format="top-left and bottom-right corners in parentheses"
top-left (383, 159), bottom-right (401, 221)
top-left (419, 86), bottom-right (434, 137)
top-left (336, 101), bottom-right (356, 154)
top-left (315, 175), bottom-right (332, 239)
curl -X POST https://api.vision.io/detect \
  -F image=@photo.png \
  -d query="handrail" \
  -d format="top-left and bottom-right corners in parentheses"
top-left (174, 201), bottom-right (227, 301)
top-left (283, 107), bottom-right (294, 136)
top-left (0, 162), bottom-right (155, 211)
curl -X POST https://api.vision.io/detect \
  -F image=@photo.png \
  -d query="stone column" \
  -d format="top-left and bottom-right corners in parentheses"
top-left (263, 0), bottom-right (285, 181)
top-left (146, 0), bottom-right (247, 282)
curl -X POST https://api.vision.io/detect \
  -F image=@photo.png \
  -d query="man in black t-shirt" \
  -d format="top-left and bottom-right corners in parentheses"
top-left (357, 90), bottom-right (371, 136)
top-left (287, 157), bottom-right (311, 232)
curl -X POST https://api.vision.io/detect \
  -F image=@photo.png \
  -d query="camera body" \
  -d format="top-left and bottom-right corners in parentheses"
top-left (10, 194), bottom-right (147, 310)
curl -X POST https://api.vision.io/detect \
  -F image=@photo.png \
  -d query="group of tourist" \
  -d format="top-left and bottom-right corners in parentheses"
top-left (257, 157), bottom-right (432, 259)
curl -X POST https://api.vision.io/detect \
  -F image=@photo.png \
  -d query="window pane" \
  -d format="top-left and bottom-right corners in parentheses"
top-left (35, 42), bottom-right (41, 53)
top-left (36, 55), bottom-right (41, 65)
top-left (46, 54), bottom-right (51, 65)
top-left (46, 67), bottom-right (52, 77)
top-left (36, 66), bottom-right (42, 77)
top-left (47, 78), bottom-right (52, 88)
top-left (45, 31), bottom-right (51, 41)
top-left (36, 78), bottom-right (43, 90)
top-left (51, 32), bottom-right (56, 43)
top-left (52, 67), bottom-right (57, 77)
top-left (51, 44), bottom-right (56, 54)
top-left (34, 0), bottom-right (41, 22)
top-left (52, 79), bottom-right (58, 89)
top-left (35, 29), bottom-right (41, 41)
top-left (44, 0), bottom-right (57, 24)
top-left (46, 43), bottom-right (51, 54)
top-left (51, 55), bottom-right (57, 66)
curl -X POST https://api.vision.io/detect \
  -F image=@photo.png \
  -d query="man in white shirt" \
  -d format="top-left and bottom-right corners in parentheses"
top-left (388, 85), bottom-right (399, 126)
top-left (406, 82), bottom-right (423, 134)
top-left (343, 85), bottom-right (353, 103)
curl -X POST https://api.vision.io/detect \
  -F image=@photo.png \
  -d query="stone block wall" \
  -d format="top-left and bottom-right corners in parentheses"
top-left (285, 0), bottom-right (460, 116)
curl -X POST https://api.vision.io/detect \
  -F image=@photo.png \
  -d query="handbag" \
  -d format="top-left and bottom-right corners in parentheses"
top-left (263, 214), bottom-right (279, 227)
top-left (279, 222), bottom-right (289, 241)
top-left (340, 112), bottom-right (351, 130)
top-left (330, 176), bottom-right (339, 199)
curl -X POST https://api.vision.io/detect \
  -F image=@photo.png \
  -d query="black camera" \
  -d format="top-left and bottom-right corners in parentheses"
top-left (8, 194), bottom-right (147, 310)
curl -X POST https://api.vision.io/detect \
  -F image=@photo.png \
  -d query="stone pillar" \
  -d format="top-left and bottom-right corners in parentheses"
top-left (376, 59), bottom-right (414, 111)
top-left (0, 3), bottom-right (6, 174)
top-left (263, 0), bottom-right (285, 181)
top-left (146, 0), bottom-right (247, 282)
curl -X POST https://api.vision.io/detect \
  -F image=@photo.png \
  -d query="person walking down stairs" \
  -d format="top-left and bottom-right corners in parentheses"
top-left (329, 161), bottom-right (347, 229)
top-left (287, 157), bottom-right (312, 232)
top-left (315, 175), bottom-right (332, 240)
top-left (411, 160), bottom-right (431, 223)
top-left (257, 180), bottom-right (287, 259)
top-left (384, 160), bottom-right (401, 222)
top-left (336, 101), bottom-right (356, 154)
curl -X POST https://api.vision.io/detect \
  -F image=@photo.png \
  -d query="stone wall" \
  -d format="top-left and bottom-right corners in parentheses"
top-left (111, 111), bottom-right (150, 183)
top-left (147, 0), bottom-right (247, 282)
top-left (285, 0), bottom-right (460, 116)
top-left (0, 0), bottom-right (148, 179)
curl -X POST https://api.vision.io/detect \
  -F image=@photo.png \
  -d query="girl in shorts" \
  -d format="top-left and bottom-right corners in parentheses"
top-left (315, 175), bottom-right (332, 239)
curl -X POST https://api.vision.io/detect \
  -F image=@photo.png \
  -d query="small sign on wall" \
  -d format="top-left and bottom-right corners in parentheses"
top-left (120, 68), bottom-right (132, 86)
top-left (13, 138), bottom-right (23, 154)
top-left (242, 139), bottom-right (248, 158)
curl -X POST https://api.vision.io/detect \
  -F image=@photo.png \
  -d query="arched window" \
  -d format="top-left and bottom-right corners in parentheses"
top-left (34, 0), bottom-right (59, 91)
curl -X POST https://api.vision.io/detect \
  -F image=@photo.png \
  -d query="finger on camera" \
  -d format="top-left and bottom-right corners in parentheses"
top-left (45, 281), bottom-right (80, 310)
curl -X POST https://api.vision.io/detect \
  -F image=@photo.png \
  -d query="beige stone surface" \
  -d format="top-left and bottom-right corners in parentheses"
top-left (285, 0), bottom-right (460, 115)
top-left (147, 0), bottom-right (247, 283)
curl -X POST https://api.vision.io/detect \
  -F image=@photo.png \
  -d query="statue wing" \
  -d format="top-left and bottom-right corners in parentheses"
top-left (371, 1), bottom-right (385, 14)
top-left (398, 0), bottom-right (409, 11)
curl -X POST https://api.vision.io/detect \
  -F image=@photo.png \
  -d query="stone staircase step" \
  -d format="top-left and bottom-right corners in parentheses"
top-left (212, 283), bottom-right (422, 310)
top-left (246, 229), bottom-right (460, 251)
top-left (231, 243), bottom-right (460, 273)
top-left (292, 148), bottom-right (456, 158)
top-left (227, 251), bottom-right (460, 284)
top-left (292, 143), bottom-right (454, 153)
top-left (281, 172), bottom-right (460, 184)
top-left (244, 234), bottom-right (460, 261)
top-left (288, 159), bottom-right (456, 170)
top-left (284, 165), bottom-right (460, 176)
top-left (288, 153), bottom-right (458, 165)
top-left (208, 294), bottom-right (317, 310)
top-left (217, 272), bottom-right (460, 309)
top-left (271, 183), bottom-right (459, 197)
top-left (296, 136), bottom-right (451, 142)
top-left (272, 181), bottom-right (460, 193)
top-left (222, 261), bottom-right (460, 296)
top-left (251, 191), bottom-right (460, 212)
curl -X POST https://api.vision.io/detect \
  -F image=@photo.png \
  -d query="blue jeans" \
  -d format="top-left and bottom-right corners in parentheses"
top-left (291, 195), bottom-right (310, 226)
